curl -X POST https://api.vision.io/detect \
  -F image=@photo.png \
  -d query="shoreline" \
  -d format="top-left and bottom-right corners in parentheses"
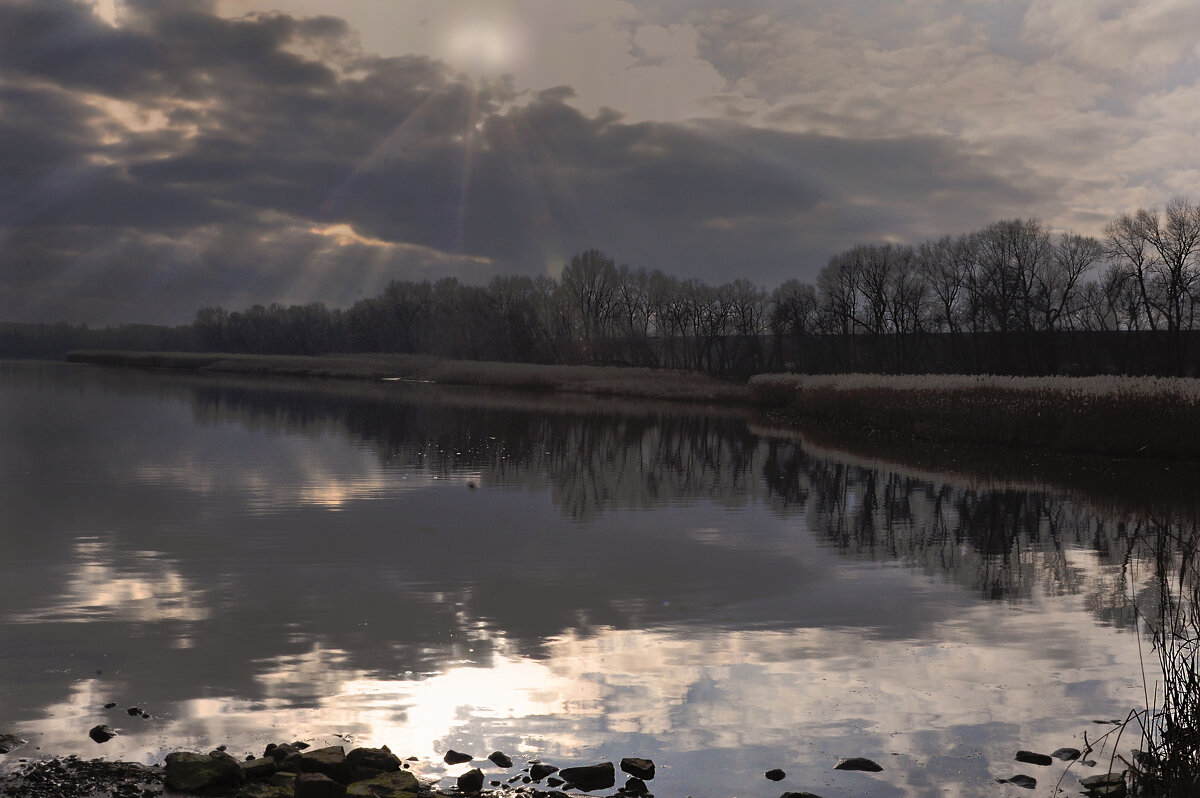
top-left (0, 733), bottom-right (1114, 798)
top-left (59, 350), bottom-right (1200, 463)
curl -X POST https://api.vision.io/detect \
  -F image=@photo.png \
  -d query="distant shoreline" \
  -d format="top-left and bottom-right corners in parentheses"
top-left (63, 350), bottom-right (1200, 462)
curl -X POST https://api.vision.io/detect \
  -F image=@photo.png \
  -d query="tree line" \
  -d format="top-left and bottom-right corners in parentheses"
top-left (7, 198), bottom-right (1200, 376)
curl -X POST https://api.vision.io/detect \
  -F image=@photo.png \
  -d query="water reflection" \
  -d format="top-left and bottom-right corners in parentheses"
top-left (0, 362), bottom-right (1181, 796)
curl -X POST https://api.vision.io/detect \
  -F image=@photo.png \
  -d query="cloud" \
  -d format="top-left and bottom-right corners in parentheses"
top-left (0, 0), bottom-right (1179, 325)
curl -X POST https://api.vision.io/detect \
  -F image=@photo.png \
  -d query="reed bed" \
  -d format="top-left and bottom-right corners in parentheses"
top-left (751, 372), bottom-right (1200, 461)
top-left (64, 351), bottom-right (751, 404)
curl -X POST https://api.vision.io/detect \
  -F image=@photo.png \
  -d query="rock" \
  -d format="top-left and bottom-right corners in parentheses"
top-left (765, 768), bottom-right (786, 781)
top-left (1014, 750), bottom-right (1053, 766)
top-left (443, 749), bottom-right (473, 765)
top-left (346, 770), bottom-right (419, 797)
top-left (267, 743), bottom-right (296, 761)
top-left (126, 707), bottom-right (142, 716)
top-left (621, 757), bottom-right (655, 780)
top-left (346, 746), bottom-right (401, 779)
top-left (240, 757), bottom-right (278, 779)
top-left (457, 768), bottom-right (485, 793)
top-left (488, 750), bottom-right (514, 768)
top-left (833, 757), bottom-right (882, 772)
top-left (1080, 772), bottom-right (1127, 796)
top-left (491, 780), bottom-right (501, 787)
top-left (996, 774), bottom-right (1037, 789)
top-left (622, 776), bottom-right (649, 795)
top-left (0, 734), bottom-right (27, 754)
top-left (293, 741), bottom-right (311, 750)
top-left (302, 745), bottom-right (351, 784)
top-left (529, 763), bottom-right (558, 781)
top-left (559, 762), bottom-right (615, 792)
top-left (88, 725), bottom-right (117, 744)
top-left (164, 751), bottom-right (246, 792)
top-left (141, 712), bottom-right (151, 719)
top-left (779, 793), bottom-right (825, 798)
top-left (233, 771), bottom-right (296, 798)
top-left (295, 771), bottom-right (346, 798)
top-left (103, 702), bottom-right (118, 709)
top-left (546, 776), bottom-right (564, 787)
top-left (1051, 747), bottom-right (1082, 761)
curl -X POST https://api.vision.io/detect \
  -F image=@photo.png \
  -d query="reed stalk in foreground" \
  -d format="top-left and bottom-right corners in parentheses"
top-left (1120, 520), bottom-right (1200, 796)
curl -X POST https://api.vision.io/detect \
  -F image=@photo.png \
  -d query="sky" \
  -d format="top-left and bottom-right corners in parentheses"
top-left (3, 0), bottom-right (1200, 325)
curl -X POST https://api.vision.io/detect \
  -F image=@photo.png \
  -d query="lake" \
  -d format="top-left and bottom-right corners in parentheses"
top-left (0, 361), bottom-right (1183, 796)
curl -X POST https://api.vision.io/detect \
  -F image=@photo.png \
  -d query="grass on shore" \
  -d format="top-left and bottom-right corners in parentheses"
top-left (64, 350), bottom-right (751, 404)
top-left (64, 352), bottom-right (1200, 461)
top-left (751, 372), bottom-right (1200, 461)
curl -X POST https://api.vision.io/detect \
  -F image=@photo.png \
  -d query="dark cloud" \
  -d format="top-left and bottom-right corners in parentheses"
top-left (0, 0), bottom-right (1044, 324)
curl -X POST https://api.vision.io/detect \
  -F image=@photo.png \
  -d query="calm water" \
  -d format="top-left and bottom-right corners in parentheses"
top-left (0, 362), bottom-right (1168, 796)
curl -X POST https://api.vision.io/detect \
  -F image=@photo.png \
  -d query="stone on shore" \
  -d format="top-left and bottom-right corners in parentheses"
top-left (346, 745), bottom-right (402, 780)
top-left (488, 751), bottom-right (514, 768)
top-left (559, 762), bottom-right (615, 792)
top-left (1014, 750), bottom-right (1053, 766)
top-left (346, 770), bottom-right (419, 797)
top-left (833, 757), bottom-right (882, 772)
top-left (443, 749), bottom-right (473, 765)
top-left (996, 774), bottom-right (1037, 789)
top-left (457, 768), bottom-right (485, 793)
top-left (1080, 772), bottom-right (1127, 796)
top-left (0, 734), bottom-right (27, 754)
top-left (620, 757), bottom-right (655, 780)
top-left (1051, 747), bottom-right (1082, 761)
top-left (240, 757), bottom-right (278, 779)
top-left (164, 751), bottom-right (246, 792)
top-left (779, 793), bottom-right (825, 798)
top-left (529, 763), bottom-right (558, 781)
top-left (765, 768), bottom-right (786, 781)
top-left (88, 724), bottom-right (117, 744)
top-left (302, 745), bottom-right (351, 784)
top-left (295, 771), bottom-right (346, 798)
top-left (622, 776), bottom-right (649, 795)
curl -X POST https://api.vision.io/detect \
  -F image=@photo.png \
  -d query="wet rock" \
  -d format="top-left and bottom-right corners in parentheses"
top-left (126, 707), bottom-right (142, 716)
top-left (779, 793), bottom-right (825, 798)
top-left (346, 745), bottom-right (401, 779)
top-left (164, 750), bottom-right (246, 792)
top-left (622, 776), bottom-right (649, 795)
top-left (267, 743), bottom-right (296, 761)
top-left (293, 741), bottom-right (311, 750)
top-left (559, 762), bottom-right (615, 792)
top-left (140, 712), bottom-right (150, 719)
top-left (103, 702), bottom-right (118, 709)
top-left (1051, 747), bottom-right (1082, 761)
top-left (996, 774), bottom-right (1037, 789)
top-left (88, 725), bottom-right (117, 744)
top-left (765, 768), bottom-right (786, 781)
top-left (237, 774), bottom-right (295, 798)
top-left (295, 771), bottom-right (346, 798)
top-left (833, 757), bottom-right (882, 772)
top-left (443, 749), bottom-right (473, 765)
top-left (346, 770), bottom-right (419, 797)
top-left (489, 750), bottom-right (515, 768)
top-left (621, 757), bottom-right (655, 780)
top-left (302, 745), bottom-right (351, 784)
top-left (240, 757), bottom-right (278, 779)
top-left (1080, 772), bottom-right (1127, 796)
top-left (0, 734), bottom-right (27, 754)
top-left (546, 776), bottom-right (564, 787)
top-left (529, 763), bottom-right (558, 781)
top-left (491, 780), bottom-right (501, 787)
top-left (458, 768), bottom-right (485, 793)
top-left (1014, 750), bottom-right (1053, 766)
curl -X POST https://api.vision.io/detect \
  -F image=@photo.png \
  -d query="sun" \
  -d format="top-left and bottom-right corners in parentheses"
top-left (441, 17), bottom-right (525, 76)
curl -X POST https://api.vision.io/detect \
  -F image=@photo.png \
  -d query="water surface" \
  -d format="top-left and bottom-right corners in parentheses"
top-left (0, 362), bottom-right (1167, 796)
